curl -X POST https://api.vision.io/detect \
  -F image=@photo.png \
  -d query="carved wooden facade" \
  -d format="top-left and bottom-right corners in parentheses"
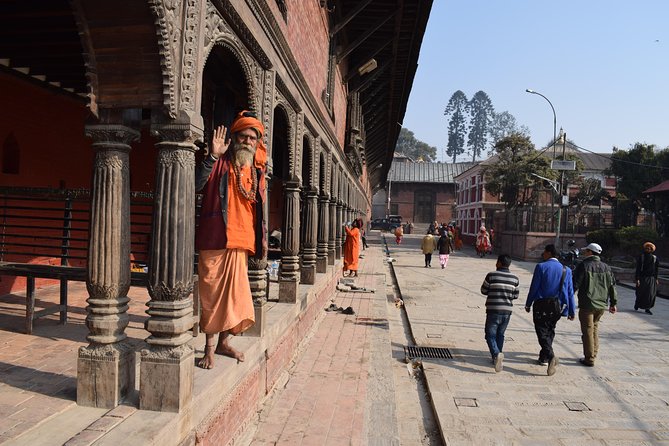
top-left (0, 0), bottom-right (432, 430)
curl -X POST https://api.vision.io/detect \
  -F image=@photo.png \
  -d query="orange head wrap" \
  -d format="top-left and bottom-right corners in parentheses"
top-left (229, 110), bottom-right (267, 168)
top-left (643, 242), bottom-right (656, 252)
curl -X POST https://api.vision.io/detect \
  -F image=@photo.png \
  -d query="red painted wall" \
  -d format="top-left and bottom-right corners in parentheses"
top-left (0, 72), bottom-right (158, 296)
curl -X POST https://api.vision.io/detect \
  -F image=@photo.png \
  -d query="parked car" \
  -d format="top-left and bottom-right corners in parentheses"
top-left (370, 216), bottom-right (403, 231)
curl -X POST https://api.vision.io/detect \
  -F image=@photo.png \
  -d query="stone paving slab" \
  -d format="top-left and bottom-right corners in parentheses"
top-left (389, 233), bottom-right (669, 445)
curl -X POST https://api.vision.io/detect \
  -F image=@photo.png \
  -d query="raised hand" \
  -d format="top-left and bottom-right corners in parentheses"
top-left (211, 125), bottom-right (230, 158)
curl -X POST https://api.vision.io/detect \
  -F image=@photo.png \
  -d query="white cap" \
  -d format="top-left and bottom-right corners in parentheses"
top-left (583, 242), bottom-right (602, 254)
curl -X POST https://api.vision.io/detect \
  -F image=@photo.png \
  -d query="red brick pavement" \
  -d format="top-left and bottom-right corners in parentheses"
top-left (250, 250), bottom-right (381, 446)
top-left (0, 282), bottom-right (149, 444)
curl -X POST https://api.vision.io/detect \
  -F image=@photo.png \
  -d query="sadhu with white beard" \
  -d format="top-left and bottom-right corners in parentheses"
top-left (194, 110), bottom-right (267, 369)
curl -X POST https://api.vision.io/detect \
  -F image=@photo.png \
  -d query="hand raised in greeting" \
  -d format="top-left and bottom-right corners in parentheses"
top-left (211, 125), bottom-right (230, 159)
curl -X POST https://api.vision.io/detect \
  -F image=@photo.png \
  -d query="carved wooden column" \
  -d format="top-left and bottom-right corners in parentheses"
top-left (300, 186), bottom-right (318, 284)
top-left (245, 167), bottom-right (269, 337)
top-left (279, 177), bottom-right (300, 302)
top-left (139, 123), bottom-right (197, 412)
top-left (78, 124), bottom-right (138, 409)
top-left (327, 198), bottom-right (337, 265)
top-left (316, 193), bottom-right (330, 273)
top-left (335, 199), bottom-right (343, 259)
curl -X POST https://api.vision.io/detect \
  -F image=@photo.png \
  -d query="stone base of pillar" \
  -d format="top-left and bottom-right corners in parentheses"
top-left (335, 246), bottom-right (342, 259)
top-left (316, 257), bottom-right (328, 273)
top-left (300, 265), bottom-right (316, 284)
top-left (139, 345), bottom-right (193, 413)
top-left (77, 343), bottom-right (135, 409)
top-left (278, 279), bottom-right (299, 303)
top-left (327, 251), bottom-right (335, 265)
top-left (245, 302), bottom-right (265, 337)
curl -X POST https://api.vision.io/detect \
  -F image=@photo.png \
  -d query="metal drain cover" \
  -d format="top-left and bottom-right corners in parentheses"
top-left (404, 345), bottom-right (453, 359)
top-left (564, 401), bottom-right (590, 411)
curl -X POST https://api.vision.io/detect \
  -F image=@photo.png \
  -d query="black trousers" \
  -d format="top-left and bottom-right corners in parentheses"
top-left (532, 298), bottom-right (562, 362)
top-left (424, 253), bottom-right (432, 266)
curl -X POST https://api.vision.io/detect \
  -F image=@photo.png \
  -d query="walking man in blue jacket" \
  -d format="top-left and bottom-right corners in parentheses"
top-left (525, 244), bottom-right (577, 376)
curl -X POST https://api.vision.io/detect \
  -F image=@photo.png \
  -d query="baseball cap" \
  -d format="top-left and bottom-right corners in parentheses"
top-left (583, 242), bottom-right (602, 254)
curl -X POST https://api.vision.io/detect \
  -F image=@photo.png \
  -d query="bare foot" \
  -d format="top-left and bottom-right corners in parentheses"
top-left (215, 343), bottom-right (245, 362)
top-left (197, 345), bottom-right (215, 369)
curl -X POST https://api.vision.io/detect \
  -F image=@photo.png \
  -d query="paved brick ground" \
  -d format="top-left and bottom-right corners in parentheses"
top-left (250, 239), bottom-right (397, 446)
top-left (390, 233), bottom-right (669, 445)
top-left (0, 282), bottom-right (150, 444)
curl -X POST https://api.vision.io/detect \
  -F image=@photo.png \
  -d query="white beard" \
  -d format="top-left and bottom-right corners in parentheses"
top-left (233, 142), bottom-right (256, 167)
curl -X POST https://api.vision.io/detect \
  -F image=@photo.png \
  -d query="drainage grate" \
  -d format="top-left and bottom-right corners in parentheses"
top-left (404, 345), bottom-right (453, 360)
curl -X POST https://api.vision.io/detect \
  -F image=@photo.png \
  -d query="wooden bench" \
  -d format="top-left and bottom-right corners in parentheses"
top-left (0, 187), bottom-right (201, 335)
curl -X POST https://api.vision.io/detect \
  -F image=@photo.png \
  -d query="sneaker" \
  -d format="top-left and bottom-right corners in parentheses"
top-left (579, 358), bottom-right (594, 367)
top-left (537, 359), bottom-right (548, 366)
top-left (441, 265), bottom-right (445, 269)
top-left (547, 356), bottom-right (559, 376)
top-left (645, 309), bottom-right (653, 315)
top-left (494, 352), bottom-right (504, 373)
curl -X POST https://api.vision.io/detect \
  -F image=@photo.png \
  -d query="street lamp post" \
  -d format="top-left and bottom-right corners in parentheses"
top-left (526, 88), bottom-right (561, 246)
top-left (525, 89), bottom-right (557, 159)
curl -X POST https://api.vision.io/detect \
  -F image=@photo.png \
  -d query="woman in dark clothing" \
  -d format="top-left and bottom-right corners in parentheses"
top-left (635, 242), bottom-right (659, 315)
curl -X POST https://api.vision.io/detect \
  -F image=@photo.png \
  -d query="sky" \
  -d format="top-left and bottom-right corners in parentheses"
top-left (402, 1), bottom-right (669, 162)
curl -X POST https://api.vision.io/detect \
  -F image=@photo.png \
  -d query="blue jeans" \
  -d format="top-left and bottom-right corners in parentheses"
top-left (485, 312), bottom-right (511, 359)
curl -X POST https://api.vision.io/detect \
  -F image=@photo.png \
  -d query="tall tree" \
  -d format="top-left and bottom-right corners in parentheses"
top-left (488, 111), bottom-right (530, 148)
top-left (395, 127), bottom-right (437, 162)
top-left (444, 90), bottom-right (468, 163)
top-left (467, 91), bottom-right (494, 162)
top-left (482, 133), bottom-right (555, 209)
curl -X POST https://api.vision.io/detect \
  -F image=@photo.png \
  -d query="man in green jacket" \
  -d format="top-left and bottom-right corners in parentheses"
top-left (572, 243), bottom-right (617, 366)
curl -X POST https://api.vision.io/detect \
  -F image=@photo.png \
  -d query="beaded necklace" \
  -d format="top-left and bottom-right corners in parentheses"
top-left (232, 162), bottom-right (258, 202)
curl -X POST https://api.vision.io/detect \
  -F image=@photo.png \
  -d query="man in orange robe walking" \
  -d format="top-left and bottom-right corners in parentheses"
top-left (194, 111), bottom-right (268, 369)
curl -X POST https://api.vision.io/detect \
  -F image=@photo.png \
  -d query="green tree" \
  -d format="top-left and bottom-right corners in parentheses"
top-left (569, 177), bottom-right (610, 232)
top-left (488, 111), bottom-right (530, 148)
top-left (395, 127), bottom-right (437, 162)
top-left (467, 91), bottom-right (494, 162)
top-left (607, 143), bottom-right (664, 224)
top-left (482, 133), bottom-right (555, 209)
top-left (444, 90), bottom-right (468, 163)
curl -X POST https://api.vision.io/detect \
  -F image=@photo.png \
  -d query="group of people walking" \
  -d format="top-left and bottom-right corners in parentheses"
top-left (481, 240), bottom-right (659, 375)
top-left (421, 226), bottom-right (457, 269)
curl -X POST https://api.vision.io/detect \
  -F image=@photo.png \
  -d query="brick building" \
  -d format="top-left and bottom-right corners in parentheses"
top-left (373, 156), bottom-right (475, 224)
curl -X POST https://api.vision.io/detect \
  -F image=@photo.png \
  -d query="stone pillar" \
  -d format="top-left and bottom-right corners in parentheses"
top-left (300, 187), bottom-right (318, 284)
top-left (139, 122), bottom-right (198, 413)
top-left (316, 193), bottom-right (330, 273)
top-left (279, 177), bottom-right (300, 302)
top-left (78, 123), bottom-right (138, 409)
top-left (327, 199), bottom-right (337, 265)
top-left (335, 200), bottom-right (343, 259)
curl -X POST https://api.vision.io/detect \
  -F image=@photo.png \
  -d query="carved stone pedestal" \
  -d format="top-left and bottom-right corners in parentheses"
top-left (335, 246), bottom-right (342, 260)
top-left (327, 251), bottom-right (335, 266)
top-left (316, 257), bottom-right (328, 273)
top-left (279, 278), bottom-right (299, 303)
top-left (140, 345), bottom-right (194, 413)
top-left (247, 261), bottom-right (267, 337)
top-left (245, 302), bottom-right (265, 337)
top-left (77, 344), bottom-right (134, 408)
top-left (300, 264), bottom-right (316, 284)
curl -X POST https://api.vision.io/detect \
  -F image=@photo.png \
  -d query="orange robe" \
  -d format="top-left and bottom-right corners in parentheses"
top-left (198, 164), bottom-right (256, 335)
top-left (343, 226), bottom-right (360, 272)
